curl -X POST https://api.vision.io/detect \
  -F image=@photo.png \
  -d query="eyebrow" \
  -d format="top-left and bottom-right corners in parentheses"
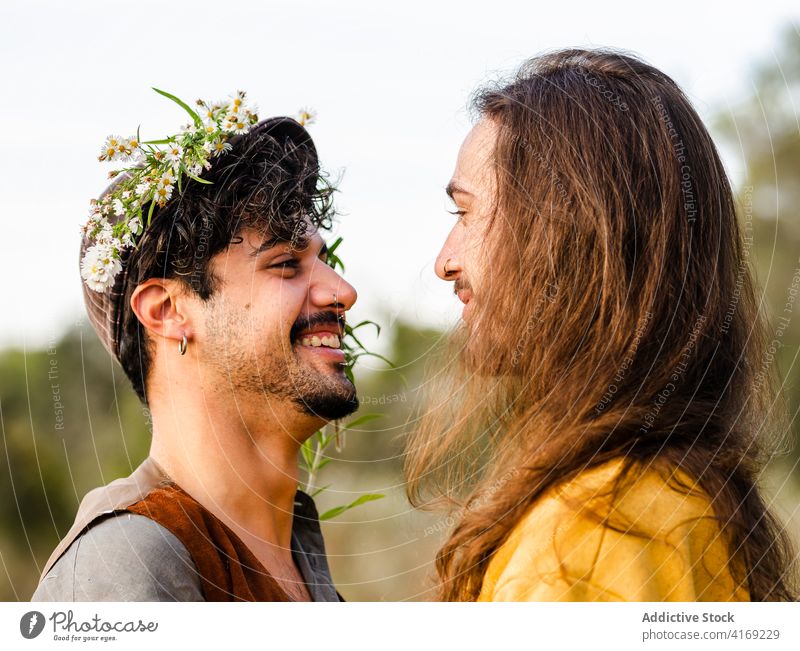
top-left (249, 236), bottom-right (285, 257)
top-left (249, 236), bottom-right (329, 259)
top-left (445, 181), bottom-right (473, 200)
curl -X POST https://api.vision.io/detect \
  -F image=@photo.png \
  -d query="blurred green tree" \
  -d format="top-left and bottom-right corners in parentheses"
top-left (0, 324), bottom-right (151, 600)
top-left (712, 26), bottom-right (800, 470)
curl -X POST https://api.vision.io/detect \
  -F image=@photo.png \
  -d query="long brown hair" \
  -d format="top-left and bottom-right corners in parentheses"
top-left (405, 48), bottom-right (798, 601)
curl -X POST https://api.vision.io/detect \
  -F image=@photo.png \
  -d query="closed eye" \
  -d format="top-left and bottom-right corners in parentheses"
top-left (269, 258), bottom-right (300, 270)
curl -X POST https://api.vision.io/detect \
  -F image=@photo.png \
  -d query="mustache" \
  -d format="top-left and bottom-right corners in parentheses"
top-left (453, 277), bottom-right (472, 295)
top-left (290, 311), bottom-right (346, 340)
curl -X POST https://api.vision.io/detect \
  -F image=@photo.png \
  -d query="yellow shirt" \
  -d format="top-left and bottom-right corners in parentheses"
top-left (477, 458), bottom-right (749, 601)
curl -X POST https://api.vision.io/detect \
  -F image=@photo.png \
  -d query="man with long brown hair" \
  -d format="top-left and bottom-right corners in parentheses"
top-left (405, 48), bottom-right (798, 601)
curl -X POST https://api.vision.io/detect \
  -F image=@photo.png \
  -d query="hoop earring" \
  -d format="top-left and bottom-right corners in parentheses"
top-left (178, 333), bottom-right (188, 356)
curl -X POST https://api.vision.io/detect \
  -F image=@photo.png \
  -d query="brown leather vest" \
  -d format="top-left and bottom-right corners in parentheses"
top-left (125, 482), bottom-right (291, 601)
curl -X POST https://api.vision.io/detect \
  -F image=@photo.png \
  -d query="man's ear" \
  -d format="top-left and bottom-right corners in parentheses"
top-left (130, 278), bottom-right (194, 346)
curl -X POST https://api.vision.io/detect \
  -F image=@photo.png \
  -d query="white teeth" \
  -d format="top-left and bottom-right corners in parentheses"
top-left (298, 334), bottom-right (341, 348)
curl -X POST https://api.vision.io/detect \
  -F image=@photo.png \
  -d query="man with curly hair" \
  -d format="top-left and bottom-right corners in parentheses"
top-left (32, 114), bottom-right (357, 602)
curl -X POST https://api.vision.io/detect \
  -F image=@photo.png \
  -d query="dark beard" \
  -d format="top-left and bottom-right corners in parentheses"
top-left (202, 299), bottom-right (358, 421)
top-left (290, 371), bottom-right (358, 420)
top-left (288, 312), bottom-right (358, 420)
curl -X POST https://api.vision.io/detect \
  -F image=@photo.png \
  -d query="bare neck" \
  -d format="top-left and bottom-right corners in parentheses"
top-left (147, 384), bottom-right (320, 561)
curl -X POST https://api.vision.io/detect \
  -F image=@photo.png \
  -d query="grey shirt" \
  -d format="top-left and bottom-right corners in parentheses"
top-left (31, 457), bottom-right (341, 602)
top-left (32, 513), bottom-right (204, 601)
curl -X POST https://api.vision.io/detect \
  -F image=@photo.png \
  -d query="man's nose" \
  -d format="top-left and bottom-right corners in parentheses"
top-left (310, 263), bottom-right (358, 311)
top-left (435, 240), bottom-right (463, 281)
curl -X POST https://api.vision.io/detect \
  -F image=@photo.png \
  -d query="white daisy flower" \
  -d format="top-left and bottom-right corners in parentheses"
top-left (158, 169), bottom-right (176, 188)
top-left (201, 105), bottom-right (217, 122)
top-left (112, 198), bottom-right (125, 215)
top-left (224, 116), bottom-right (250, 135)
top-left (128, 216), bottom-right (143, 235)
top-left (99, 135), bottom-right (139, 162)
top-left (94, 220), bottom-right (114, 245)
top-left (81, 243), bottom-right (122, 293)
top-left (228, 90), bottom-right (247, 112)
top-left (165, 141), bottom-right (184, 167)
top-left (97, 233), bottom-right (123, 253)
top-left (210, 139), bottom-right (233, 157)
top-left (296, 108), bottom-right (317, 126)
top-left (135, 181), bottom-right (151, 197)
top-left (99, 134), bottom-right (125, 161)
top-left (154, 183), bottom-right (174, 206)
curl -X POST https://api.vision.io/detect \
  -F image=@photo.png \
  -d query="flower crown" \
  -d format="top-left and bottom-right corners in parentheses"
top-left (80, 88), bottom-right (317, 293)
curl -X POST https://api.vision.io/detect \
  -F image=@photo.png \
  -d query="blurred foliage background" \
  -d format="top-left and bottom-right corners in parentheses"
top-left (3, 31), bottom-right (800, 601)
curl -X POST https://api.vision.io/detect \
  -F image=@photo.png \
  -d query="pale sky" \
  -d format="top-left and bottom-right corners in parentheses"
top-left (1, 0), bottom-right (798, 359)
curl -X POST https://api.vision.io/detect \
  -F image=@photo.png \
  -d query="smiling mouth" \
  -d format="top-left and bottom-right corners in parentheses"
top-left (290, 312), bottom-right (346, 353)
top-left (297, 333), bottom-right (342, 349)
top-left (293, 331), bottom-right (347, 367)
